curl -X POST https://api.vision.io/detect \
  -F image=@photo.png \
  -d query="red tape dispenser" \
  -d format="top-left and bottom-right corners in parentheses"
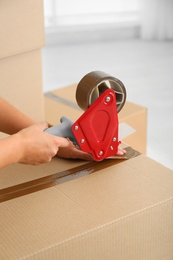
top-left (45, 71), bottom-right (127, 161)
top-left (71, 89), bottom-right (119, 161)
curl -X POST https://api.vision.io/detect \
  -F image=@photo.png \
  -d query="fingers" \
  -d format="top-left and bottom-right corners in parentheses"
top-left (70, 148), bottom-right (93, 161)
top-left (116, 148), bottom-right (126, 156)
top-left (57, 139), bottom-right (93, 161)
top-left (21, 122), bottom-right (127, 165)
top-left (57, 137), bottom-right (127, 161)
top-left (16, 123), bottom-right (70, 165)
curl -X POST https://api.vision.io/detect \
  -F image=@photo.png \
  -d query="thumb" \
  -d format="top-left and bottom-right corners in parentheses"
top-left (40, 122), bottom-right (69, 147)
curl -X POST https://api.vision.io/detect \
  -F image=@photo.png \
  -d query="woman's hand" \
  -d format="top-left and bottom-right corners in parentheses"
top-left (0, 122), bottom-right (69, 169)
top-left (16, 122), bottom-right (69, 165)
top-left (0, 121), bottom-right (126, 169)
top-left (57, 139), bottom-right (126, 160)
top-left (57, 139), bottom-right (92, 160)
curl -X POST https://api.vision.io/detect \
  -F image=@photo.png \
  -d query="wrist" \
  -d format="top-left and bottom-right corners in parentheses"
top-left (9, 133), bottom-right (25, 164)
top-left (0, 134), bottom-right (24, 169)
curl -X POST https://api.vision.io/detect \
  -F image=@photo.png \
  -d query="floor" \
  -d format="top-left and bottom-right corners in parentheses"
top-left (42, 39), bottom-right (173, 170)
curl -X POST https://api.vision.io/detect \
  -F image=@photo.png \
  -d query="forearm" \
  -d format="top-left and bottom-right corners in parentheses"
top-left (0, 97), bottom-right (36, 134)
top-left (0, 135), bottom-right (22, 169)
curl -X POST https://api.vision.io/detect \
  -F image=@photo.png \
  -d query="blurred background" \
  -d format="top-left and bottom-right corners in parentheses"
top-left (42, 0), bottom-right (173, 170)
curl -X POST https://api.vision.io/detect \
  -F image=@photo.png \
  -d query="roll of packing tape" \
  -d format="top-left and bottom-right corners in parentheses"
top-left (76, 71), bottom-right (126, 113)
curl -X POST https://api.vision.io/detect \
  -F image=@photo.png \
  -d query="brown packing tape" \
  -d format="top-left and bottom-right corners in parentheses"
top-left (45, 91), bottom-right (80, 111)
top-left (0, 147), bottom-right (140, 203)
top-left (76, 71), bottom-right (127, 112)
top-left (45, 71), bottom-right (127, 114)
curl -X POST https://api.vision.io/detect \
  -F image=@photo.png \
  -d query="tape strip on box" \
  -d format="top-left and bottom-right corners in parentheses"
top-left (0, 147), bottom-right (140, 203)
top-left (45, 92), bottom-right (80, 111)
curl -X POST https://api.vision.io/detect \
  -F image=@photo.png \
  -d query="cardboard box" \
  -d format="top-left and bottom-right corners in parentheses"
top-left (44, 84), bottom-right (147, 154)
top-left (0, 0), bottom-right (45, 59)
top-left (0, 149), bottom-right (173, 259)
top-left (0, 50), bottom-right (44, 123)
top-left (119, 101), bottom-right (147, 155)
top-left (0, 0), bottom-right (45, 128)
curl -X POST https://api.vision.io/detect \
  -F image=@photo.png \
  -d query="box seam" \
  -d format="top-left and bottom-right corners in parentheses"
top-left (0, 45), bottom-right (45, 61)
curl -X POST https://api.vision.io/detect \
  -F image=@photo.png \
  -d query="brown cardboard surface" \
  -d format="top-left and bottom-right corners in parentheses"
top-left (0, 154), bottom-right (173, 259)
top-left (0, 145), bottom-right (133, 189)
top-left (0, 0), bottom-right (45, 140)
top-left (0, 147), bottom-right (139, 202)
top-left (119, 102), bottom-right (147, 154)
top-left (44, 84), bottom-right (147, 153)
top-left (0, 49), bottom-right (44, 125)
top-left (0, 0), bottom-right (44, 59)
top-left (0, 157), bottom-right (86, 189)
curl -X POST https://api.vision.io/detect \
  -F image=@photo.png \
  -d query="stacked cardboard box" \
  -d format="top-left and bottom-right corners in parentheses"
top-left (0, 0), bottom-right (45, 126)
top-left (44, 84), bottom-right (147, 154)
